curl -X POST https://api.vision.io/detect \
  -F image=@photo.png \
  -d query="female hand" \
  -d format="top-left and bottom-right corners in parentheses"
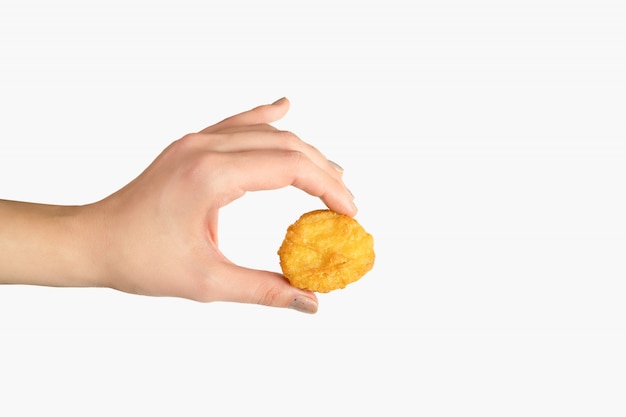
top-left (82, 97), bottom-right (357, 313)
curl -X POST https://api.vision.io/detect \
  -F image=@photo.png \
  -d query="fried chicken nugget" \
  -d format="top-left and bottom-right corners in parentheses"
top-left (278, 209), bottom-right (375, 293)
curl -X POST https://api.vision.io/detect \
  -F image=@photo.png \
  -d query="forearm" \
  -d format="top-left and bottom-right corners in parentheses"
top-left (0, 199), bottom-right (101, 287)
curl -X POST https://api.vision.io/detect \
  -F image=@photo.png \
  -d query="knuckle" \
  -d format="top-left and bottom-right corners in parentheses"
top-left (176, 132), bottom-right (222, 150)
top-left (177, 132), bottom-right (201, 146)
top-left (169, 133), bottom-right (203, 156)
top-left (275, 130), bottom-right (301, 148)
top-left (274, 130), bottom-right (320, 159)
top-left (182, 151), bottom-right (222, 184)
top-left (254, 284), bottom-right (285, 307)
top-left (283, 149), bottom-right (305, 168)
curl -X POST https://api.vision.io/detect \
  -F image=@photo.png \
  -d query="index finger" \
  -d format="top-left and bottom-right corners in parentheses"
top-left (218, 149), bottom-right (357, 216)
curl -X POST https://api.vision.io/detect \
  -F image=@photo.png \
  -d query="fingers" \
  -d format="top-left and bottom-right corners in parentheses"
top-left (200, 97), bottom-right (290, 134)
top-left (208, 263), bottom-right (319, 314)
top-left (218, 150), bottom-right (357, 216)
top-left (193, 97), bottom-right (344, 183)
top-left (194, 129), bottom-right (344, 182)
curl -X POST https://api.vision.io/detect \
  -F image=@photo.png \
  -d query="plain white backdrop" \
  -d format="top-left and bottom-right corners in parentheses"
top-left (1, 0), bottom-right (625, 415)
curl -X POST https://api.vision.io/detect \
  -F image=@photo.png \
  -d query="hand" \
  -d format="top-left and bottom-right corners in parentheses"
top-left (83, 97), bottom-right (356, 313)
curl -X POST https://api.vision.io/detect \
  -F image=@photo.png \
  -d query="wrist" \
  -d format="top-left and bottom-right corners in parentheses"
top-left (0, 200), bottom-right (106, 288)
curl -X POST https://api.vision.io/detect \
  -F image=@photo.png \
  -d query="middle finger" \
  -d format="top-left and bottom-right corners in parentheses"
top-left (192, 129), bottom-right (345, 182)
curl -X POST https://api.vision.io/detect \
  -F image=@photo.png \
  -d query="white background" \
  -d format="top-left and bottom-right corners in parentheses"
top-left (1, 0), bottom-right (625, 415)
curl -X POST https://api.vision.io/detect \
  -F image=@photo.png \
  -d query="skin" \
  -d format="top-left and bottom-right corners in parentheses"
top-left (0, 98), bottom-right (357, 314)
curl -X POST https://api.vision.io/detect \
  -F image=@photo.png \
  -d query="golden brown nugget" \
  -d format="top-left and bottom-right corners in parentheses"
top-left (278, 209), bottom-right (375, 293)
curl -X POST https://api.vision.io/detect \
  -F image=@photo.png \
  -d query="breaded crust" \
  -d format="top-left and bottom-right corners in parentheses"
top-left (278, 209), bottom-right (375, 293)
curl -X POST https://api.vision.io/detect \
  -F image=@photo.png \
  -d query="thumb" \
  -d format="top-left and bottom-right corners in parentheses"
top-left (212, 262), bottom-right (319, 314)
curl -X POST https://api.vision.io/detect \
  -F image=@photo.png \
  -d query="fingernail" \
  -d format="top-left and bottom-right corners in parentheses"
top-left (328, 160), bottom-right (344, 173)
top-left (289, 296), bottom-right (318, 314)
top-left (272, 97), bottom-right (287, 105)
